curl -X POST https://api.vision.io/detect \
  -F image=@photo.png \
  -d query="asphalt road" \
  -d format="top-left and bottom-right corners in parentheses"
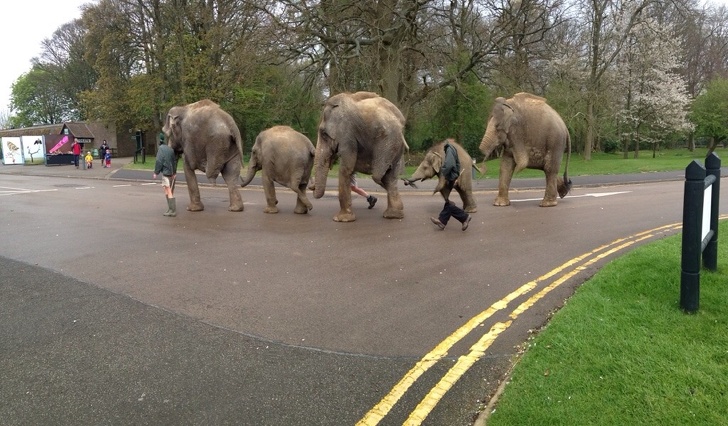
top-left (1, 161), bottom-right (726, 425)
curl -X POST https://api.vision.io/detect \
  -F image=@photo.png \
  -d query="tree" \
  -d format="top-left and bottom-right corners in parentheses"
top-left (690, 78), bottom-right (728, 154)
top-left (616, 17), bottom-right (693, 158)
top-left (37, 19), bottom-right (98, 120)
top-left (9, 66), bottom-right (72, 127)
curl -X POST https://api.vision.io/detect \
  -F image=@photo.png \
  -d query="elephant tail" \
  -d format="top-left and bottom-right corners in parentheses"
top-left (557, 134), bottom-right (572, 199)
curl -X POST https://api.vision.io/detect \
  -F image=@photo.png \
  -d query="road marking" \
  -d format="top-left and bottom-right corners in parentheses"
top-left (358, 221), bottom-right (684, 426)
top-left (0, 188), bottom-right (58, 196)
top-left (511, 191), bottom-right (631, 203)
top-left (113, 184), bottom-right (132, 187)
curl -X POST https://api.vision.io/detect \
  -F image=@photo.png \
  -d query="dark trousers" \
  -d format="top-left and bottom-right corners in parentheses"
top-left (438, 200), bottom-right (468, 225)
top-left (73, 154), bottom-right (79, 167)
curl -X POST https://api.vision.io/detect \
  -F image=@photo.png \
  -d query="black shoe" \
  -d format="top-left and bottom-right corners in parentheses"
top-left (462, 215), bottom-right (472, 231)
top-left (430, 217), bottom-right (445, 230)
top-left (367, 195), bottom-right (377, 209)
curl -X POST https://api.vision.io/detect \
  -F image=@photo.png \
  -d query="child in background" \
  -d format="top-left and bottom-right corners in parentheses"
top-left (85, 151), bottom-right (93, 169)
top-left (104, 148), bottom-right (111, 168)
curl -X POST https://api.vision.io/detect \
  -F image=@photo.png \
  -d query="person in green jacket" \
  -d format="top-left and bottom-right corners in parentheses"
top-left (153, 140), bottom-right (177, 217)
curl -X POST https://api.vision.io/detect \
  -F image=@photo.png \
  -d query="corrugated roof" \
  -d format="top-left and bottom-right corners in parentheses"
top-left (64, 122), bottom-right (95, 138)
top-left (0, 123), bottom-right (64, 138)
top-left (0, 122), bottom-right (96, 139)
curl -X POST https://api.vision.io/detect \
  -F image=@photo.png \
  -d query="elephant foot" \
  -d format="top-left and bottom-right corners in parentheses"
top-left (464, 206), bottom-right (477, 213)
top-left (493, 197), bottom-right (510, 207)
top-left (539, 199), bottom-right (558, 207)
top-left (228, 205), bottom-right (244, 212)
top-left (187, 203), bottom-right (205, 212)
top-left (294, 204), bottom-right (311, 214)
top-left (334, 211), bottom-right (356, 222)
top-left (264, 206), bottom-right (279, 214)
top-left (383, 208), bottom-right (404, 219)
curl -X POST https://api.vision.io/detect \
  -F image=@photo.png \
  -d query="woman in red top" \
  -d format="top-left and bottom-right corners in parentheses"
top-left (71, 140), bottom-right (82, 169)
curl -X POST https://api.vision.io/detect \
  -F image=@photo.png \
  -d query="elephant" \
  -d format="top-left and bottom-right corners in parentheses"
top-left (312, 91), bottom-right (407, 222)
top-left (479, 92), bottom-right (572, 207)
top-left (403, 139), bottom-right (478, 213)
top-left (241, 125), bottom-right (315, 214)
top-left (163, 99), bottom-right (245, 212)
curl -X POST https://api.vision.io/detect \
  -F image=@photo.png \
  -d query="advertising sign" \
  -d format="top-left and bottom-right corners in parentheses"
top-left (1, 137), bottom-right (23, 165)
top-left (21, 135), bottom-right (44, 165)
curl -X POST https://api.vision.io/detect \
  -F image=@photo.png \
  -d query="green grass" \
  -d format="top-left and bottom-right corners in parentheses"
top-left (486, 220), bottom-right (728, 426)
top-left (469, 147), bottom-right (727, 179)
top-left (125, 147), bottom-right (726, 178)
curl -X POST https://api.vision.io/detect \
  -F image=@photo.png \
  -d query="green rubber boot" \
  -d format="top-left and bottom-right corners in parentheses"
top-left (163, 196), bottom-right (171, 216)
top-left (164, 197), bottom-right (177, 217)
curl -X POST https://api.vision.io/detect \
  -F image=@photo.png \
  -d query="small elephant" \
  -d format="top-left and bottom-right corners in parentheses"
top-left (241, 125), bottom-right (315, 214)
top-left (163, 99), bottom-right (245, 212)
top-left (312, 91), bottom-right (407, 222)
top-left (479, 92), bottom-right (572, 207)
top-left (404, 139), bottom-right (478, 213)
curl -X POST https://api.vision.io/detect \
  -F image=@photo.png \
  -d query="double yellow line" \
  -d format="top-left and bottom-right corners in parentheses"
top-left (358, 221), bottom-right (688, 425)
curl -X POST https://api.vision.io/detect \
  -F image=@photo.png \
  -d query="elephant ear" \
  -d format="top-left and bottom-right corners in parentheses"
top-left (495, 98), bottom-right (515, 135)
top-left (430, 151), bottom-right (443, 174)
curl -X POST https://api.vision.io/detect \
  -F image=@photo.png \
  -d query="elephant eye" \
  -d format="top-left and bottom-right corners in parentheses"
top-left (320, 129), bottom-right (333, 142)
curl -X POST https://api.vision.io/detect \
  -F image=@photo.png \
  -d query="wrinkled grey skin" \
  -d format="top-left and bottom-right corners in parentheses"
top-left (404, 139), bottom-right (478, 213)
top-left (241, 125), bottom-right (315, 214)
top-left (163, 99), bottom-right (245, 212)
top-left (479, 92), bottom-right (572, 207)
top-left (313, 91), bottom-right (407, 222)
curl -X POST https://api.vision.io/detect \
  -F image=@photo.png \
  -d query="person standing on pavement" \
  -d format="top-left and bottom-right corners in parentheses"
top-left (430, 141), bottom-right (472, 231)
top-left (153, 140), bottom-right (177, 217)
top-left (85, 151), bottom-right (93, 169)
top-left (350, 174), bottom-right (377, 209)
top-left (71, 139), bottom-right (82, 169)
top-left (99, 140), bottom-right (109, 167)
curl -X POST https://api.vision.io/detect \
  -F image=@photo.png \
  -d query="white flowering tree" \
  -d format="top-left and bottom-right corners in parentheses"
top-left (615, 17), bottom-right (693, 158)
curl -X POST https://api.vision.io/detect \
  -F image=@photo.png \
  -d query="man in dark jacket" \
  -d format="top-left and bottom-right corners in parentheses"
top-left (430, 141), bottom-right (472, 231)
top-left (152, 140), bottom-right (177, 217)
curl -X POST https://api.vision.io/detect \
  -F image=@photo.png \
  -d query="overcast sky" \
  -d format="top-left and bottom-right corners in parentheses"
top-left (1, 0), bottom-right (728, 117)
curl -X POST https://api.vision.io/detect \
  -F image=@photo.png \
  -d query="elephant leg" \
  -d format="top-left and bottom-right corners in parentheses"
top-left (381, 169), bottom-right (404, 219)
top-left (334, 171), bottom-right (355, 222)
top-left (294, 182), bottom-right (313, 214)
top-left (262, 173), bottom-right (279, 214)
top-left (456, 186), bottom-right (478, 213)
top-left (495, 156), bottom-right (515, 206)
top-left (222, 165), bottom-right (244, 212)
top-left (184, 162), bottom-right (205, 212)
top-left (540, 170), bottom-right (559, 207)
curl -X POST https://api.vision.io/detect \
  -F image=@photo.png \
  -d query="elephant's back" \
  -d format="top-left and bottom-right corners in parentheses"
top-left (261, 126), bottom-right (314, 151)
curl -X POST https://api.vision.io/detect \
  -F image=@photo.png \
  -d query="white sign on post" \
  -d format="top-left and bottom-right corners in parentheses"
top-left (702, 186), bottom-right (712, 242)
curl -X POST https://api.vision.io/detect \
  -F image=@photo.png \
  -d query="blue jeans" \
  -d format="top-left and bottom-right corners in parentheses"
top-left (438, 200), bottom-right (468, 225)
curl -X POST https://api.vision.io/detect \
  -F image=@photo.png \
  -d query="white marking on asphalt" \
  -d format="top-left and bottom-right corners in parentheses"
top-left (511, 191), bottom-right (631, 203)
top-left (0, 188), bottom-right (59, 196)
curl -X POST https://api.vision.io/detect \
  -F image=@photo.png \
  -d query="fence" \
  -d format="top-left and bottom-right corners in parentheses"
top-left (680, 153), bottom-right (721, 313)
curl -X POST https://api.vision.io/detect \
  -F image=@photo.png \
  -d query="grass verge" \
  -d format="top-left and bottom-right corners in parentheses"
top-left (485, 220), bottom-right (728, 426)
top-left (125, 147), bottom-right (727, 179)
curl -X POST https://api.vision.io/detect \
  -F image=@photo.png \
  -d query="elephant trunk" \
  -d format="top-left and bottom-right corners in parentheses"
top-left (241, 162), bottom-right (258, 187)
top-left (313, 158), bottom-right (329, 199)
top-left (408, 163), bottom-right (434, 183)
top-left (479, 118), bottom-right (499, 158)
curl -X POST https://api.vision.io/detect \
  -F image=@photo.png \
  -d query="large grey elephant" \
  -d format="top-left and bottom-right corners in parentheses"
top-left (241, 125), bottom-right (315, 214)
top-left (163, 99), bottom-right (245, 212)
top-left (403, 139), bottom-right (478, 213)
top-left (479, 92), bottom-right (572, 207)
top-left (313, 91), bottom-right (407, 222)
